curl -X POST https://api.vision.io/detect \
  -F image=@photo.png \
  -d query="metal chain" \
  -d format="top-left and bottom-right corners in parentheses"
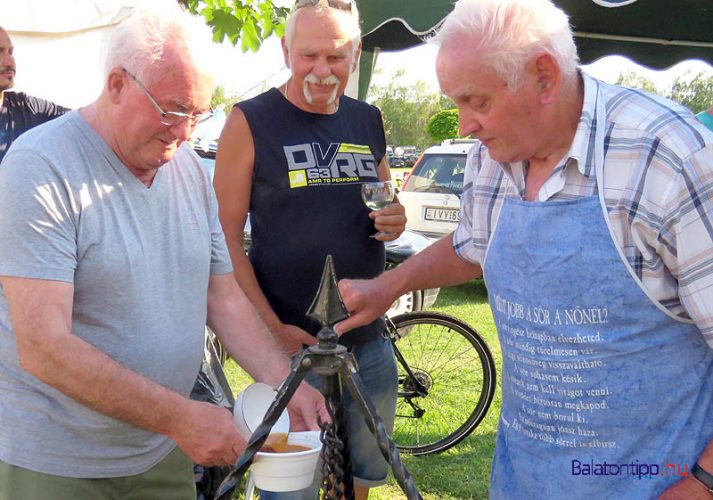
top-left (318, 394), bottom-right (353, 499)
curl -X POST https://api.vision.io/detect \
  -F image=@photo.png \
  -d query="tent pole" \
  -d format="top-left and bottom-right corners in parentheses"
top-left (358, 47), bottom-right (380, 101)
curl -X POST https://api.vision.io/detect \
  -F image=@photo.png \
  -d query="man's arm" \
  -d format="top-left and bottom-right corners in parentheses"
top-left (206, 273), bottom-right (328, 432)
top-left (336, 234), bottom-right (482, 334)
top-left (25, 93), bottom-right (69, 125)
top-left (206, 272), bottom-right (296, 386)
top-left (2, 275), bottom-right (243, 467)
top-left (659, 147), bottom-right (713, 499)
top-left (660, 440), bottom-right (713, 499)
top-left (371, 156), bottom-right (407, 242)
top-left (213, 107), bottom-right (315, 355)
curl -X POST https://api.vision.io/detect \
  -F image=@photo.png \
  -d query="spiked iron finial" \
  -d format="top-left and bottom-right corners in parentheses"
top-left (306, 255), bottom-right (349, 328)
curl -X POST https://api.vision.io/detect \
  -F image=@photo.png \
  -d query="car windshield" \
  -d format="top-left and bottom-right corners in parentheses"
top-left (402, 153), bottom-right (465, 196)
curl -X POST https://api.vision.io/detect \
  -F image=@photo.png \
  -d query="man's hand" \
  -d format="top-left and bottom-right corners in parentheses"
top-left (286, 382), bottom-right (331, 431)
top-left (659, 474), bottom-right (713, 499)
top-left (274, 323), bottom-right (317, 356)
top-left (169, 400), bottom-right (247, 467)
top-left (335, 277), bottom-right (394, 336)
top-left (371, 201), bottom-right (406, 241)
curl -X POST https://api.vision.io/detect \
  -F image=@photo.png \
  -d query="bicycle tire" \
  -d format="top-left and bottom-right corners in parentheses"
top-left (390, 311), bottom-right (496, 455)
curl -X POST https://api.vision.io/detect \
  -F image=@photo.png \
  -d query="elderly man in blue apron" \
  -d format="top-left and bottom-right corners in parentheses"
top-left (335, 0), bottom-right (713, 498)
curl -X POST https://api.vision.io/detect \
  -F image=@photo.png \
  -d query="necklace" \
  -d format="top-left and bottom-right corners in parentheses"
top-left (283, 81), bottom-right (339, 114)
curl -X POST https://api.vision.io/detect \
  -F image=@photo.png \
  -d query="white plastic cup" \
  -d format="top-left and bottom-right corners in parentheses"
top-left (233, 383), bottom-right (323, 492)
top-left (233, 382), bottom-right (290, 442)
top-left (250, 431), bottom-right (322, 492)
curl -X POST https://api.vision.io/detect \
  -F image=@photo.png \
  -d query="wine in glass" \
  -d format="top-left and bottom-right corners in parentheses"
top-left (361, 180), bottom-right (395, 238)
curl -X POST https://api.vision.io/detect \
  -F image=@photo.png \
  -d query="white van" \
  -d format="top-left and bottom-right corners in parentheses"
top-left (398, 139), bottom-right (478, 240)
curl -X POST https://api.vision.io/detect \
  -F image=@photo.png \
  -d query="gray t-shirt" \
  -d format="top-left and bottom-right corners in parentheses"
top-left (0, 111), bottom-right (233, 477)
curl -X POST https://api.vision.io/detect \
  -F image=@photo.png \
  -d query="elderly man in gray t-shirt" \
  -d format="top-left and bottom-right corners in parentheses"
top-left (0, 7), bottom-right (326, 499)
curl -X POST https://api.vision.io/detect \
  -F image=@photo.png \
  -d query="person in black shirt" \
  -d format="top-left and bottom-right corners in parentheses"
top-left (214, 2), bottom-right (406, 498)
top-left (0, 26), bottom-right (69, 162)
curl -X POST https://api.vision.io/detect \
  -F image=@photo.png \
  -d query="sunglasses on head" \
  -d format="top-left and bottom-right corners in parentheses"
top-left (294, 0), bottom-right (354, 12)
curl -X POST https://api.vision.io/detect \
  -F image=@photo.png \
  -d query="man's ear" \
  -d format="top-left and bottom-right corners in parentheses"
top-left (533, 53), bottom-right (561, 105)
top-left (351, 41), bottom-right (362, 73)
top-left (106, 67), bottom-right (126, 104)
top-left (281, 37), bottom-right (290, 69)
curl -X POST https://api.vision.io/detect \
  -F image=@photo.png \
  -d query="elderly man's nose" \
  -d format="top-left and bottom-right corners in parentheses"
top-left (459, 109), bottom-right (481, 137)
top-left (169, 119), bottom-right (193, 142)
top-left (313, 59), bottom-right (331, 79)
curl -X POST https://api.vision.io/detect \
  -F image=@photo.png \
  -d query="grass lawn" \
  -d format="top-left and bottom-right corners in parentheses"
top-left (223, 280), bottom-right (501, 499)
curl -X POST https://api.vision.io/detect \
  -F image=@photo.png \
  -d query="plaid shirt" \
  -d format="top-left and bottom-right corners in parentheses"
top-left (454, 73), bottom-right (713, 347)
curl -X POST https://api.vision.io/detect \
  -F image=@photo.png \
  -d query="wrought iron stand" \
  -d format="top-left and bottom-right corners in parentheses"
top-left (216, 256), bottom-right (421, 500)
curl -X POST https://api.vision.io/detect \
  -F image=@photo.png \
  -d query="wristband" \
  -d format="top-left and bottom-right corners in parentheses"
top-left (692, 463), bottom-right (713, 493)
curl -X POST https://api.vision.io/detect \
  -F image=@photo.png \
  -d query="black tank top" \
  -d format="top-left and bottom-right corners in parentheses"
top-left (237, 88), bottom-right (386, 344)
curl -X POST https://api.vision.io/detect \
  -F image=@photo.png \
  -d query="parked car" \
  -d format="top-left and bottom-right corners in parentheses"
top-left (399, 139), bottom-right (478, 240)
top-left (193, 145), bottom-right (440, 317)
top-left (388, 161), bottom-right (410, 193)
top-left (397, 145), bottom-right (420, 168)
top-left (389, 155), bottom-right (405, 169)
top-left (382, 229), bottom-right (440, 315)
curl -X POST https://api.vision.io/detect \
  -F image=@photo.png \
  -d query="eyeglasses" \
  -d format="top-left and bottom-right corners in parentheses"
top-left (294, 0), bottom-right (354, 12)
top-left (122, 68), bottom-right (212, 127)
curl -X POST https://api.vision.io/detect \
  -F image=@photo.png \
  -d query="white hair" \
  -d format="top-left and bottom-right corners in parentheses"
top-left (433, 0), bottom-right (579, 90)
top-left (104, 5), bottom-right (215, 85)
top-left (284, 2), bottom-right (361, 60)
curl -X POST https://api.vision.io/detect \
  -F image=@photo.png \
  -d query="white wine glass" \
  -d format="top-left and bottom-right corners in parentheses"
top-left (361, 180), bottom-right (395, 238)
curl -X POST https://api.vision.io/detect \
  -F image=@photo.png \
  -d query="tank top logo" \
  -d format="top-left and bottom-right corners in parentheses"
top-left (283, 142), bottom-right (379, 188)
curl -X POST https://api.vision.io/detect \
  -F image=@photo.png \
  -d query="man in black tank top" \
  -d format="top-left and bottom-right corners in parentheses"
top-left (214, 1), bottom-right (406, 498)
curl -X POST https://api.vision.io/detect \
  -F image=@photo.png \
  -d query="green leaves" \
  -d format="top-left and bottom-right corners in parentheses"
top-left (616, 70), bottom-right (713, 114)
top-left (240, 17), bottom-right (260, 51)
top-left (210, 8), bottom-right (243, 44)
top-left (669, 72), bottom-right (713, 113)
top-left (183, 0), bottom-right (289, 53)
top-left (368, 71), bottom-right (455, 148)
top-left (426, 109), bottom-right (460, 144)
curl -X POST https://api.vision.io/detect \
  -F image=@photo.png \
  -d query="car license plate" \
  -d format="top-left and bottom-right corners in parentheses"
top-left (424, 207), bottom-right (460, 222)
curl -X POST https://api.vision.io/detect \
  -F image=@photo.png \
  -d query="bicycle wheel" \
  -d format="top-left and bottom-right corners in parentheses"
top-left (390, 311), bottom-right (496, 455)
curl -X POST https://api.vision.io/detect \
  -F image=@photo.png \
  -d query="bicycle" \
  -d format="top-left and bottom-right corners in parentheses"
top-left (387, 311), bottom-right (497, 455)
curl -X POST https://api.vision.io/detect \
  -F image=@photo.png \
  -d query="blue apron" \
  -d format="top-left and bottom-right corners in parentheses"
top-left (483, 85), bottom-right (713, 499)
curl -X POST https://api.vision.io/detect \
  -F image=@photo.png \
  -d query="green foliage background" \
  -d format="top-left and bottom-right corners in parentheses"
top-left (617, 70), bottom-right (713, 113)
top-left (367, 70), bottom-right (456, 148)
top-left (426, 109), bottom-right (460, 144)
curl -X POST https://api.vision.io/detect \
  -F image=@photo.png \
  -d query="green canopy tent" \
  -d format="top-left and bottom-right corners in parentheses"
top-left (357, 0), bottom-right (454, 99)
top-left (356, 0), bottom-right (713, 99)
top-left (560, 0), bottom-right (713, 69)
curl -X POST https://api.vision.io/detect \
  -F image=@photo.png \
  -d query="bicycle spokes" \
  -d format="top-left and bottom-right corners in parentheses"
top-left (389, 312), bottom-right (496, 455)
